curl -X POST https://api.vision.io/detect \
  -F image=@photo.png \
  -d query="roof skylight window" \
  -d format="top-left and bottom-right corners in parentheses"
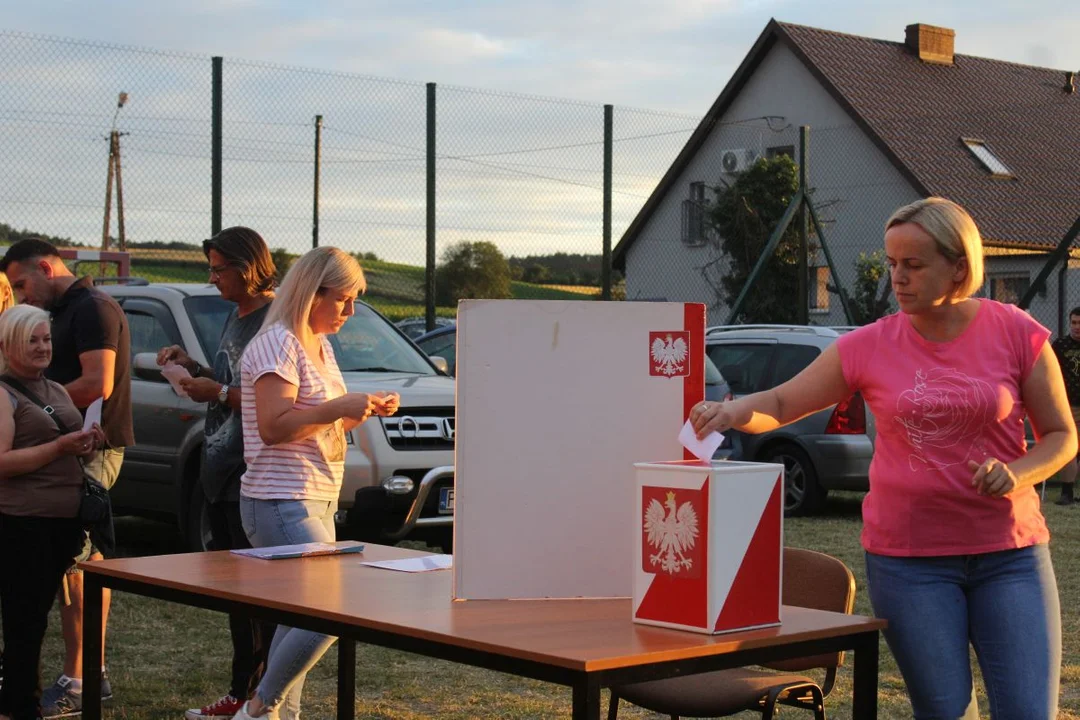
top-left (961, 138), bottom-right (1013, 178)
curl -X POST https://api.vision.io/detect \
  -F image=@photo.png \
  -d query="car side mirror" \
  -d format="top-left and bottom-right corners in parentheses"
top-left (429, 356), bottom-right (450, 374)
top-left (132, 352), bottom-right (167, 382)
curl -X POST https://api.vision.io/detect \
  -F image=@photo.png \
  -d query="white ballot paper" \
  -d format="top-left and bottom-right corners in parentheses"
top-left (361, 555), bottom-right (453, 573)
top-left (82, 397), bottom-right (103, 432)
top-left (160, 362), bottom-right (192, 398)
top-left (678, 419), bottom-right (724, 462)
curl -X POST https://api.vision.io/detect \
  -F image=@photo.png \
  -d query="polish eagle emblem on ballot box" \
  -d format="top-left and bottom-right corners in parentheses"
top-left (643, 488), bottom-right (701, 579)
top-left (634, 461), bottom-right (784, 635)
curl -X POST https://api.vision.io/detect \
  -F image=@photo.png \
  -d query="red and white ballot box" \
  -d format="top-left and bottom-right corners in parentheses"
top-left (633, 460), bottom-right (784, 634)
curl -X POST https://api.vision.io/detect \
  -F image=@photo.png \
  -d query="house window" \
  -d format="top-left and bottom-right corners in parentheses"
top-left (810, 266), bottom-right (831, 312)
top-left (961, 138), bottom-right (1014, 178)
top-left (766, 145), bottom-right (795, 160)
top-left (987, 273), bottom-right (1029, 304)
top-left (680, 181), bottom-right (709, 246)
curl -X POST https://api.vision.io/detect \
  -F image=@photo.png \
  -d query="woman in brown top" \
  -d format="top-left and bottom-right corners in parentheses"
top-left (0, 305), bottom-right (102, 720)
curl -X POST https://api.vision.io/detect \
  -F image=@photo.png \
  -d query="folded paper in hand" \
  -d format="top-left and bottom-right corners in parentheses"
top-left (82, 397), bottom-right (103, 433)
top-left (160, 362), bottom-right (191, 398)
top-left (678, 419), bottom-right (724, 462)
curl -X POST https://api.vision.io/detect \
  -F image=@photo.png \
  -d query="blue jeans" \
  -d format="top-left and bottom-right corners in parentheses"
top-left (240, 496), bottom-right (338, 720)
top-left (865, 544), bottom-right (1061, 720)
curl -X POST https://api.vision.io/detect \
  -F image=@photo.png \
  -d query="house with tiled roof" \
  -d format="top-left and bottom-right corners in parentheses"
top-left (613, 20), bottom-right (1080, 331)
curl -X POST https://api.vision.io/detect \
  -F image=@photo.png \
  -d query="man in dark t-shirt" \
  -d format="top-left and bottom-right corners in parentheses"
top-left (1, 237), bottom-right (133, 715)
top-left (158, 227), bottom-right (278, 720)
top-left (1051, 306), bottom-right (1080, 506)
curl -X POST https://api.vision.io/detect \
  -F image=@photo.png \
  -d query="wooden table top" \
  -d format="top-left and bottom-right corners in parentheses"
top-left (84, 544), bottom-right (885, 672)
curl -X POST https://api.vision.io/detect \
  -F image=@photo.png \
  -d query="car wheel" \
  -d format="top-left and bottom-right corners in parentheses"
top-left (185, 484), bottom-right (213, 552)
top-left (763, 443), bottom-right (826, 517)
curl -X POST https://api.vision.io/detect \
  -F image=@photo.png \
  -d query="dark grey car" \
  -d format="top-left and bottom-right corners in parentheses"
top-left (706, 325), bottom-right (875, 516)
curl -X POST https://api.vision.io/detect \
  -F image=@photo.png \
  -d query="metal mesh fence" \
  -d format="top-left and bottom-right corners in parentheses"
top-left (5, 30), bottom-right (1072, 331)
top-left (0, 30), bottom-right (705, 319)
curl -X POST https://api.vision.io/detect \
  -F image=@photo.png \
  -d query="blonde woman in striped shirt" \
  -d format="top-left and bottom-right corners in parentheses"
top-left (234, 247), bottom-right (398, 720)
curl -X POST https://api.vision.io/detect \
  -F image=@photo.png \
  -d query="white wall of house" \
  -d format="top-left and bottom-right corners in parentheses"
top-left (624, 41), bottom-right (922, 326)
top-left (983, 254), bottom-right (1075, 336)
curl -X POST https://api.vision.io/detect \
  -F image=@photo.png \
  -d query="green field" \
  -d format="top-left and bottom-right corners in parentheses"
top-left (126, 257), bottom-right (597, 322)
top-left (24, 494), bottom-right (1080, 719)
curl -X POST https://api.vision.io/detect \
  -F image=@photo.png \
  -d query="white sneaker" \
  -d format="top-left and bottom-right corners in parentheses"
top-left (231, 701), bottom-right (264, 719)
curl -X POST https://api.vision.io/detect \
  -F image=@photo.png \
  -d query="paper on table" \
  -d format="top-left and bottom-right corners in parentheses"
top-left (82, 397), bottom-right (103, 432)
top-left (360, 555), bottom-right (453, 573)
top-left (678, 419), bottom-right (724, 462)
top-left (160, 362), bottom-right (192, 398)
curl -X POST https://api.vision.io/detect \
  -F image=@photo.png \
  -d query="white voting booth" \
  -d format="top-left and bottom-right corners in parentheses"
top-left (453, 300), bottom-right (706, 600)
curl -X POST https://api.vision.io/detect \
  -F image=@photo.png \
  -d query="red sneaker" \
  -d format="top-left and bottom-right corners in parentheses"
top-left (185, 694), bottom-right (244, 720)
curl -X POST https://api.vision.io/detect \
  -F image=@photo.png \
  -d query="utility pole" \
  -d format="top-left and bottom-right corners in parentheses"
top-left (312, 114), bottom-right (322, 249)
top-left (101, 92), bottom-right (129, 252)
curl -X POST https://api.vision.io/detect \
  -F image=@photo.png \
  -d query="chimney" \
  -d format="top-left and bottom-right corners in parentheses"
top-left (905, 23), bottom-right (955, 65)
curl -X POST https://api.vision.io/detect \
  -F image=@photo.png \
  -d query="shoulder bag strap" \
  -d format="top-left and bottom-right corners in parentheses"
top-left (0, 374), bottom-right (76, 435)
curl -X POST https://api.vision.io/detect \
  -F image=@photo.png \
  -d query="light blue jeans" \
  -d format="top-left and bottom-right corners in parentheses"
top-left (240, 496), bottom-right (339, 720)
top-left (865, 544), bottom-right (1061, 720)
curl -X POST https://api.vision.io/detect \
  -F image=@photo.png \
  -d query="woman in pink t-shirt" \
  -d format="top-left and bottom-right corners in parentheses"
top-left (234, 247), bottom-right (399, 720)
top-left (692, 198), bottom-right (1074, 719)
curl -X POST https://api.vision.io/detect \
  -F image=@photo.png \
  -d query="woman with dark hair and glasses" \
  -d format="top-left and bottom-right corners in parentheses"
top-left (157, 227), bottom-right (279, 720)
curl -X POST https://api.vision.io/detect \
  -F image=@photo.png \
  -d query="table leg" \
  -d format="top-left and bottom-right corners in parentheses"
top-left (571, 677), bottom-right (600, 720)
top-left (83, 574), bottom-right (104, 720)
top-left (337, 638), bottom-right (356, 720)
top-left (852, 630), bottom-right (879, 720)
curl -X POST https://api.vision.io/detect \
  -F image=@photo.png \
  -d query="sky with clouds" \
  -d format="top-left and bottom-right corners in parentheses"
top-left (1, 1), bottom-right (1077, 261)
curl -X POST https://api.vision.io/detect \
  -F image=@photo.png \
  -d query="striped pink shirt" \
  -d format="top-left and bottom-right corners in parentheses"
top-left (240, 322), bottom-right (347, 501)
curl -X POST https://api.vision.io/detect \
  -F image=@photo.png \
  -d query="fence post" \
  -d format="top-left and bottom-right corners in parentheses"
top-left (211, 56), bottom-right (223, 236)
top-left (425, 82), bottom-right (437, 332)
top-left (602, 104), bottom-right (613, 300)
top-left (312, 114), bottom-right (322, 249)
top-left (797, 126), bottom-right (809, 324)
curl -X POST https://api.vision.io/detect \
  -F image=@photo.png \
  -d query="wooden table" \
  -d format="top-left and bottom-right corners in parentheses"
top-left (80, 544), bottom-right (885, 719)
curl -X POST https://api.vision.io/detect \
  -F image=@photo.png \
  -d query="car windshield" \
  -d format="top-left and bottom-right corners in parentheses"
top-left (704, 355), bottom-right (724, 386)
top-left (183, 295), bottom-right (236, 360)
top-left (329, 303), bottom-right (437, 374)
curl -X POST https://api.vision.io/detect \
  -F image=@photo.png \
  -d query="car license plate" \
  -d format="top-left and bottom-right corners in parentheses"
top-left (438, 487), bottom-right (455, 514)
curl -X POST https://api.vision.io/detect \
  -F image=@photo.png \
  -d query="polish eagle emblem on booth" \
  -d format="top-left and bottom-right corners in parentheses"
top-left (649, 331), bottom-right (689, 377)
top-left (643, 490), bottom-right (700, 575)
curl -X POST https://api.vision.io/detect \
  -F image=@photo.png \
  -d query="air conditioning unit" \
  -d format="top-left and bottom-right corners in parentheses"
top-left (720, 148), bottom-right (760, 174)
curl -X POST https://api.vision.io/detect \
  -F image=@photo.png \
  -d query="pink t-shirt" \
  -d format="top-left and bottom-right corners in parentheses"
top-left (240, 323), bottom-right (347, 502)
top-left (836, 299), bottom-right (1051, 556)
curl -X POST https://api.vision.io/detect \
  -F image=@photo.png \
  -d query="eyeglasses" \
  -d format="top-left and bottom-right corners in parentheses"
top-left (208, 264), bottom-right (232, 278)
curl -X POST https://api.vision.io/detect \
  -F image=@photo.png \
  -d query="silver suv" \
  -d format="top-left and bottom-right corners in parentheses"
top-left (706, 325), bottom-right (875, 516)
top-left (100, 283), bottom-right (457, 550)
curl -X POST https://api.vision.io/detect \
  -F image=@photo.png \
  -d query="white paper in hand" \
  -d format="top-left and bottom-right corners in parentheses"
top-left (82, 397), bottom-right (103, 432)
top-left (678, 419), bottom-right (724, 462)
top-left (160, 362), bottom-right (192, 398)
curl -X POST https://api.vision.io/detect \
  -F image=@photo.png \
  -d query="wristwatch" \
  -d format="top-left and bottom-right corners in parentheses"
top-left (217, 384), bottom-right (229, 405)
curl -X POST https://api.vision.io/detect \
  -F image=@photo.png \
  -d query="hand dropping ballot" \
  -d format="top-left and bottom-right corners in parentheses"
top-left (160, 362), bottom-right (192, 398)
top-left (82, 397), bottom-right (103, 433)
top-left (679, 419), bottom-right (724, 462)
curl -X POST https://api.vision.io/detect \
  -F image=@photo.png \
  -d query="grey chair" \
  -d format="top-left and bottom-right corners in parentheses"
top-left (608, 548), bottom-right (856, 720)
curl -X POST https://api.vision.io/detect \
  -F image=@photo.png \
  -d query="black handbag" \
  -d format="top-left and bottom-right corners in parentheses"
top-left (0, 375), bottom-right (113, 527)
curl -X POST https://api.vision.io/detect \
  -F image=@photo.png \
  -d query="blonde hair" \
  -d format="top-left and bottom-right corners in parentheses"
top-left (0, 304), bottom-right (50, 374)
top-left (261, 246), bottom-right (365, 344)
top-left (0, 273), bottom-right (14, 313)
top-left (886, 197), bottom-right (985, 300)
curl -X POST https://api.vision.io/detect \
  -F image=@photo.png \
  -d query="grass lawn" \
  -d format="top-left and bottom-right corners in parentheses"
top-left (25, 492), bottom-right (1079, 719)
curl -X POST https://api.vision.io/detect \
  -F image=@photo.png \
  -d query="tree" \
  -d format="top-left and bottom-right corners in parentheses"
top-left (270, 247), bottom-right (298, 282)
top-left (435, 241), bottom-right (512, 305)
top-left (704, 156), bottom-right (802, 324)
top-left (522, 263), bottom-right (550, 284)
top-left (832, 250), bottom-right (892, 325)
